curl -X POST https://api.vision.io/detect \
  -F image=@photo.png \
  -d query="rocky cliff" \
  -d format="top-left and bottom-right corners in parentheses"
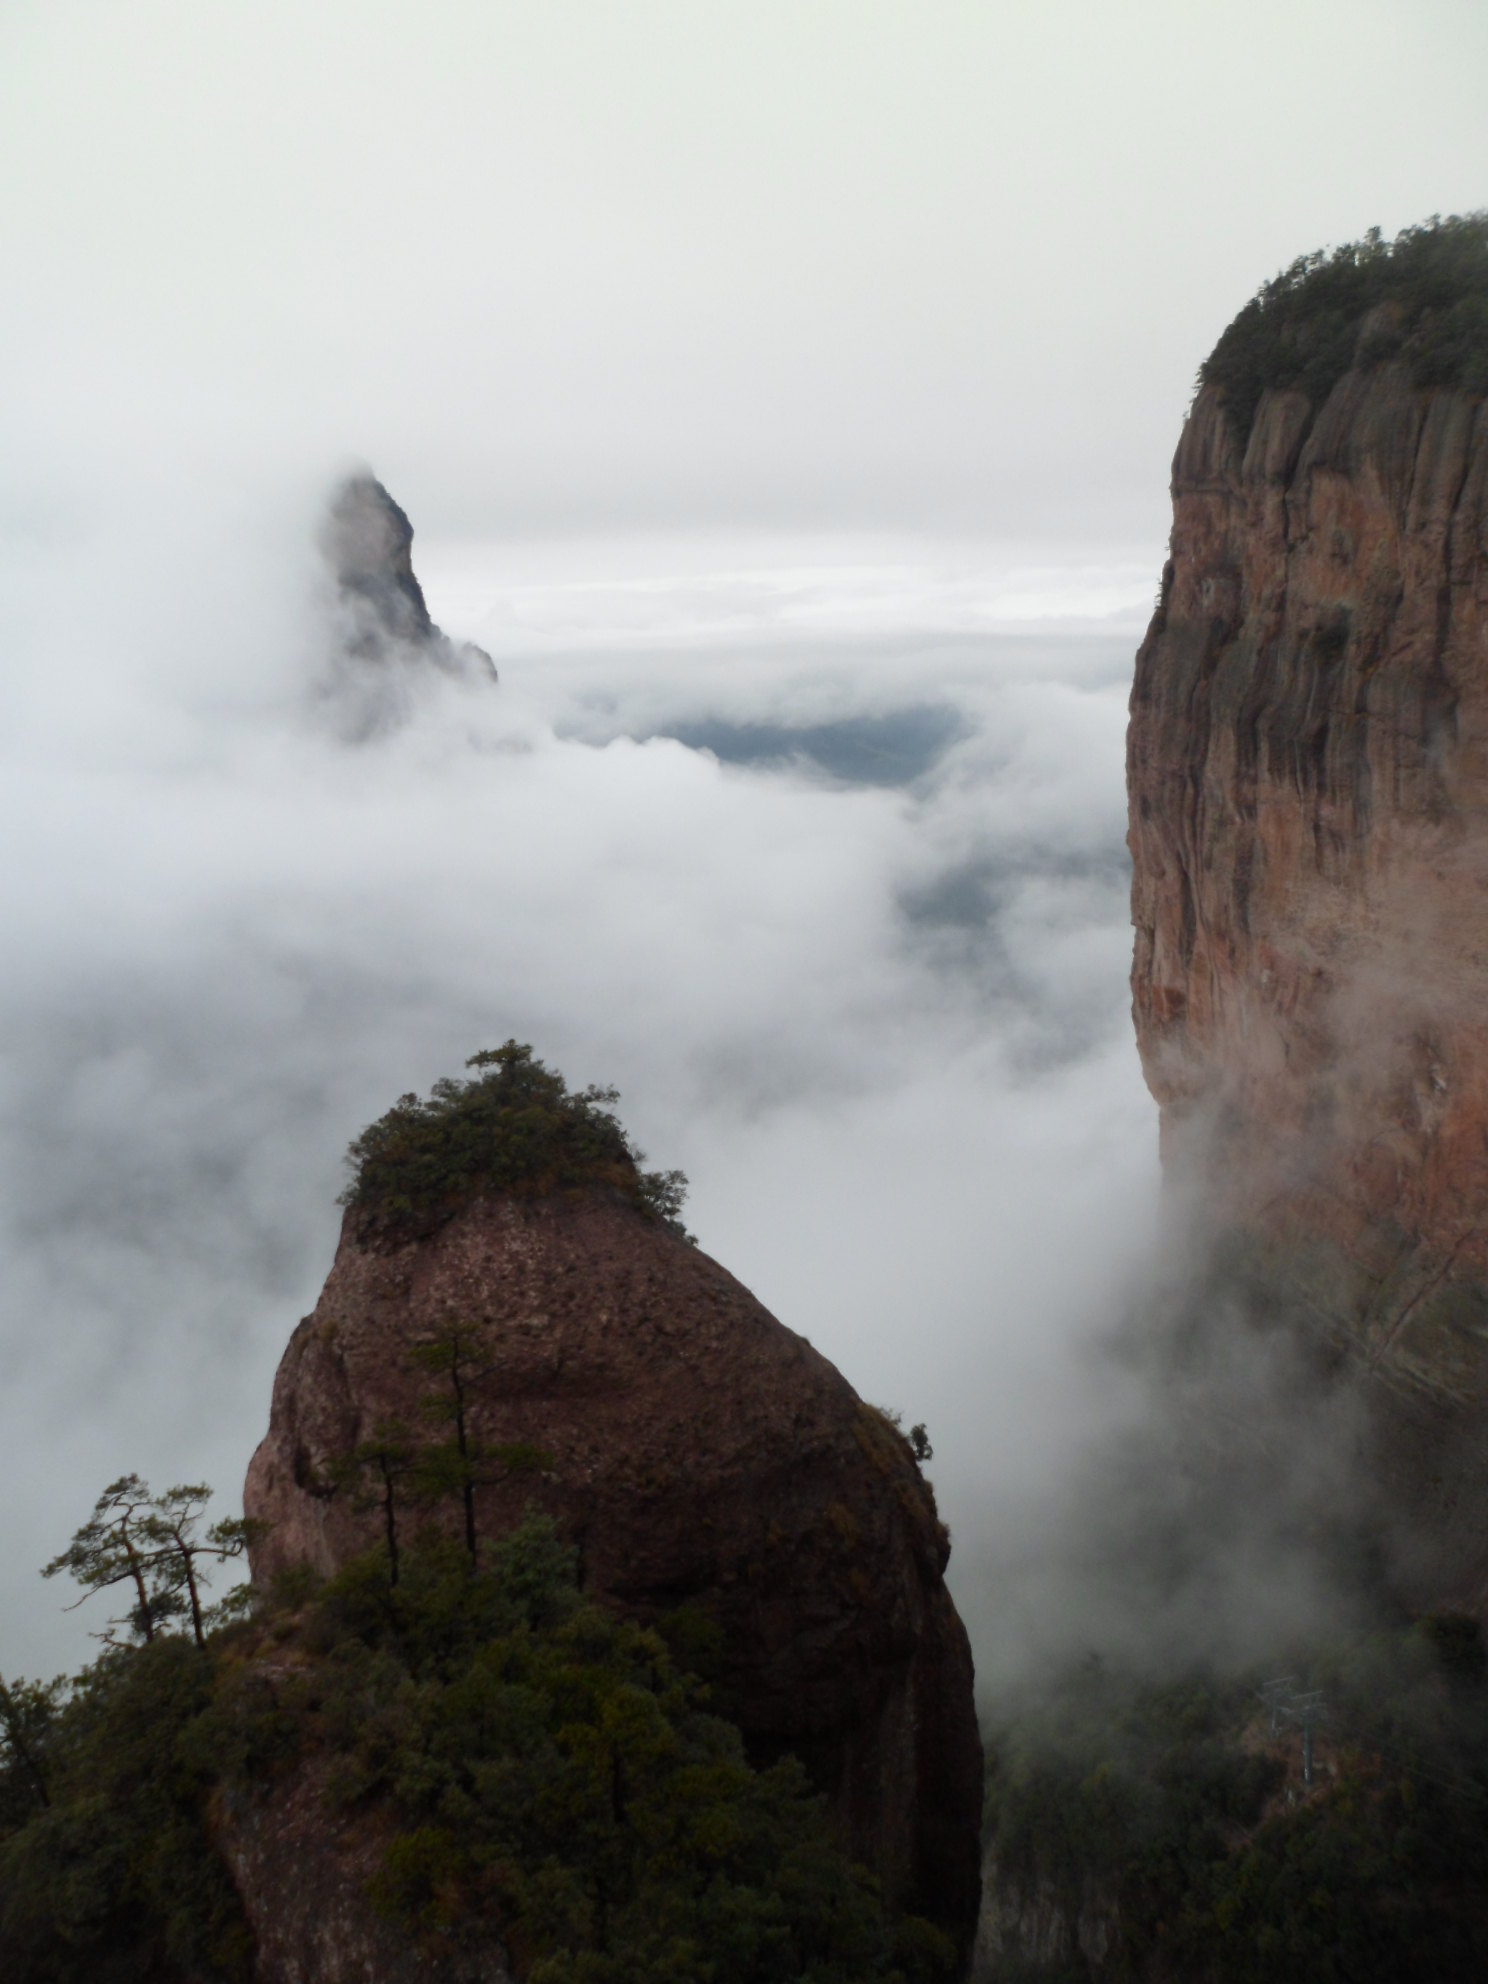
top-left (320, 473), bottom-right (495, 730)
top-left (245, 1178), bottom-right (982, 1949)
top-left (1128, 222), bottom-right (1488, 1603)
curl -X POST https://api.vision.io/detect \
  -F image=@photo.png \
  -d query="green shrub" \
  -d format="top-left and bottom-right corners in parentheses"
top-left (253, 1521), bottom-right (953, 1980)
top-left (1200, 212), bottom-right (1488, 441)
top-left (1, 1515), bottom-right (952, 1984)
top-left (0, 1638), bottom-right (252, 1981)
top-left (339, 1041), bottom-right (694, 1241)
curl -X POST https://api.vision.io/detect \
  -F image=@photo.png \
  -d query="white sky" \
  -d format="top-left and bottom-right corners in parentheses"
top-left (0, 1), bottom-right (1483, 1678)
top-left (3, 0), bottom-right (1484, 541)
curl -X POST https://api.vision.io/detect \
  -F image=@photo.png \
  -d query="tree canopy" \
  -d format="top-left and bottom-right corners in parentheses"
top-left (40, 1476), bottom-right (258, 1650)
top-left (983, 1618), bottom-right (1488, 1982)
top-left (1200, 212), bottom-right (1488, 441)
top-left (2, 1502), bottom-right (955, 1983)
top-left (339, 1041), bottom-right (693, 1241)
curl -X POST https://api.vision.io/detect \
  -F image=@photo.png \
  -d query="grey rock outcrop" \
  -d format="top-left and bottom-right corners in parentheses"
top-left (319, 474), bottom-right (495, 732)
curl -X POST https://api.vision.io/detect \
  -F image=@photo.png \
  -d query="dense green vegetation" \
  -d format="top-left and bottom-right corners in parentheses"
top-left (983, 1617), bottom-right (1488, 1981)
top-left (1200, 213), bottom-right (1488, 440)
top-left (0, 1508), bottom-right (953, 1983)
top-left (0, 1640), bottom-right (252, 1980)
top-left (340, 1041), bottom-right (693, 1240)
top-left (40, 1475), bottom-right (259, 1649)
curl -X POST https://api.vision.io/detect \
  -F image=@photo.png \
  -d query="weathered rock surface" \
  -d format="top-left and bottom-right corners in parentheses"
top-left (1128, 343), bottom-right (1488, 1601)
top-left (245, 1187), bottom-right (983, 1947)
top-left (320, 475), bottom-right (495, 729)
top-left (215, 1757), bottom-right (512, 1984)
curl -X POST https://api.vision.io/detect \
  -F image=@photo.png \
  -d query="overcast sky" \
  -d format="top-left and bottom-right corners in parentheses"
top-left (4, 0), bottom-right (1485, 541)
top-left (0, 1), bottom-right (1483, 1679)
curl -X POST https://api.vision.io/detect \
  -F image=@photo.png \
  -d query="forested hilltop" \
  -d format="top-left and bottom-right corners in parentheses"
top-left (978, 1617), bottom-right (1488, 1982)
top-left (244, 1047), bottom-right (984, 1957)
top-left (1199, 212), bottom-right (1488, 437)
top-left (0, 1490), bottom-right (957, 1983)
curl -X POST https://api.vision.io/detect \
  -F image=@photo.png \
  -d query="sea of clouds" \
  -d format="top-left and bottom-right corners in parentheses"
top-left (0, 471), bottom-right (1161, 1678)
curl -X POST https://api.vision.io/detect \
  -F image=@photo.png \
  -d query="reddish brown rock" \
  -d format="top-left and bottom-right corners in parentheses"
top-left (215, 1757), bottom-right (512, 1984)
top-left (1128, 352), bottom-right (1488, 1599)
top-left (245, 1187), bottom-right (983, 1946)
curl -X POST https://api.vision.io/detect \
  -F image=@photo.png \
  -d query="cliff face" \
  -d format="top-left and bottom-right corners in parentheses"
top-left (1129, 355), bottom-right (1488, 1593)
top-left (319, 474), bottom-right (495, 730)
top-left (244, 1188), bottom-right (983, 1947)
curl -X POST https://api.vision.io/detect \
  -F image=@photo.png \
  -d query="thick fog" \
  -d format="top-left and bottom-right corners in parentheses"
top-left (0, 478), bottom-right (1159, 1674)
top-left (2, 1), bottom-right (1484, 1680)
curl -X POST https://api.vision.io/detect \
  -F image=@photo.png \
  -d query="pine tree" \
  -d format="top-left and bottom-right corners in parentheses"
top-left (328, 1424), bottom-right (422, 1586)
top-left (42, 1474), bottom-right (177, 1645)
top-left (42, 1476), bottom-right (262, 1648)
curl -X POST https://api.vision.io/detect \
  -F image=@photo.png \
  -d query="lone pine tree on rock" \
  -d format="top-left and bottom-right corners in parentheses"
top-left (42, 1476), bottom-right (260, 1648)
top-left (325, 1423), bottom-right (423, 1587)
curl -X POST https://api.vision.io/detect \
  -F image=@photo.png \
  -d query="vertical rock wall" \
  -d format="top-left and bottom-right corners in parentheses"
top-left (1126, 357), bottom-right (1488, 1595)
top-left (1129, 365), bottom-right (1488, 1348)
top-left (1128, 360), bottom-right (1488, 1598)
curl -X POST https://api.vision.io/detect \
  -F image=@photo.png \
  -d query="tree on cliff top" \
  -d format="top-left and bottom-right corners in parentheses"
top-left (339, 1040), bottom-right (693, 1241)
top-left (1200, 211), bottom-right (1488, 440)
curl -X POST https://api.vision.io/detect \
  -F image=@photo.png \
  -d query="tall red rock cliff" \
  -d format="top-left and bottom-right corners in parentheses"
top-left (245, 1185), bottom-right (982, 1948)
top-left (1128, 256), bottom-right (1488, 1599)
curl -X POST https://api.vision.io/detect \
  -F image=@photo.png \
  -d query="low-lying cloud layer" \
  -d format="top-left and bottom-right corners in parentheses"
top-left (0, 473), bottom-right (1161, 1676)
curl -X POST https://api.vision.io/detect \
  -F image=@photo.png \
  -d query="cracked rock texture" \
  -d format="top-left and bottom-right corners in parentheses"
top-left (1129, 354), bottom-right (1488, 1603)
top-left (245, 1188), bottom-right (983, 1949)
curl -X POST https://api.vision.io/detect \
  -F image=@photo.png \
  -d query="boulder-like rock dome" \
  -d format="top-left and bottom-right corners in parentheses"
top-left (245, 1183), bottom-right (982, 1946)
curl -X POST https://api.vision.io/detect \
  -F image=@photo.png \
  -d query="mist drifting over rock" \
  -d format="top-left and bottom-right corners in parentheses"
top-left (319, 471), bottom-right (496, 734)
top-left (1127, 220), bottom-right (1488, 1621)
top-left (246, 1154), bottom-right (982, 1945)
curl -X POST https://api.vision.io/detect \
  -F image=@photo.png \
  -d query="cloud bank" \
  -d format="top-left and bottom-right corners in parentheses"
top-left (0, 470), bottom-right (1156, 1676)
